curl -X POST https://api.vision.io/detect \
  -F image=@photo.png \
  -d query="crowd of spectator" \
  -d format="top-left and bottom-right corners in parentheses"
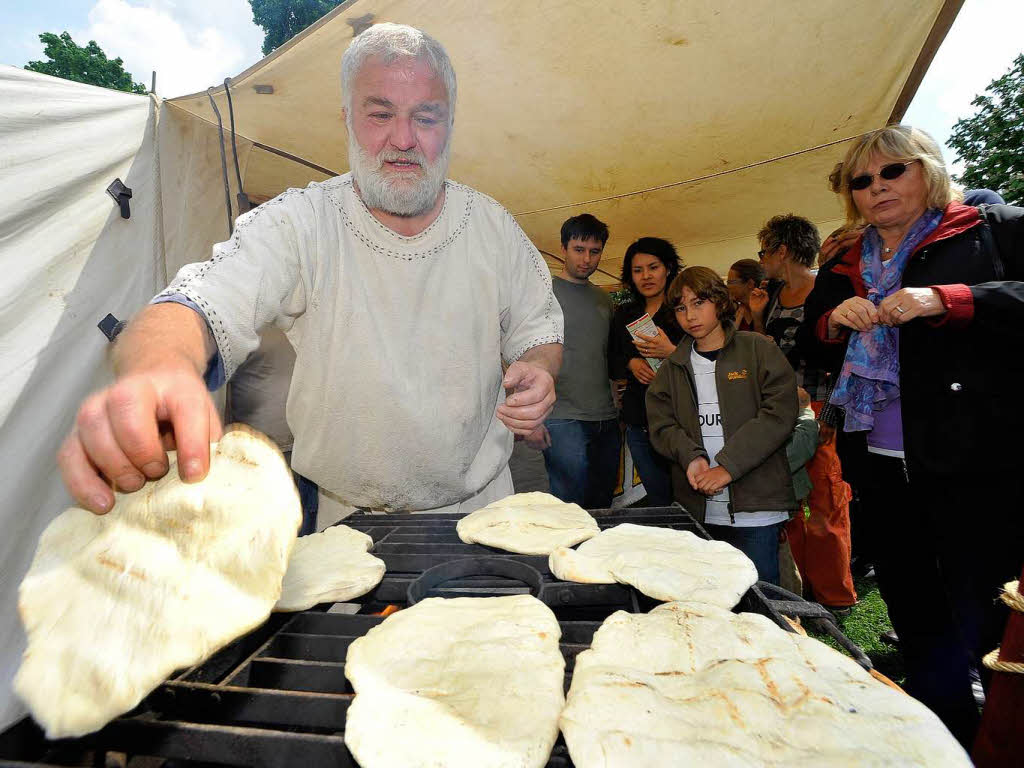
top-left (529, 123), bottom-right (1022, 750)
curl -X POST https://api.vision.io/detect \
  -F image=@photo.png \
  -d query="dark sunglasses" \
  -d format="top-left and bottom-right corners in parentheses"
top-left (848, 159), bottom-right (919, 191)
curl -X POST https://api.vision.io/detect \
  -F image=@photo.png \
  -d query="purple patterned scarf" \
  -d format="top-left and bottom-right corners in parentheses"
top-left (830, 208), bottom-right (943, 432)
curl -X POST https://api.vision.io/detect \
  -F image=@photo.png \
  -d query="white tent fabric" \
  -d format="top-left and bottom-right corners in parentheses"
top-left (0, 0), bottom-right (961, 732)
top-left (0, 67), bottom-right (161, 730)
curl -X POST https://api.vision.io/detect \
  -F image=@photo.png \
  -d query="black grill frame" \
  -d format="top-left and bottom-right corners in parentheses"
top-left (0, 505), bottom-right (865, 767)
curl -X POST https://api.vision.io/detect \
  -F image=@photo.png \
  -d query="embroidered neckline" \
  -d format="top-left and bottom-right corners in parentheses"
top-left (324, 175), bottom-right (475, 262)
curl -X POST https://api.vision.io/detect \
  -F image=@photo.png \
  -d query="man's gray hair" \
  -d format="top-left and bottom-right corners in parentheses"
top-left (341, 23), bottom-right (457, 124)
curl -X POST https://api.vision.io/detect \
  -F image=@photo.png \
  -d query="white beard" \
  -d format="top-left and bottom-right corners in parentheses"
top-left (349, 136), bottom-right (450, 217)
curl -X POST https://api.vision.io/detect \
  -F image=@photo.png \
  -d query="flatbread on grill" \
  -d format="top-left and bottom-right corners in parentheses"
top-left (274, 524), bottom-right (385, 611)
top-left (456, 491), bottom-right (599, 554)
top-left (548, 523), bottom-right (757, 608)
top-left (560, 602), bottom-right (971, 767)
top-left (15, 426), bottom-right (301, 739)
top-left (344, 594), bottom-right (565, 768)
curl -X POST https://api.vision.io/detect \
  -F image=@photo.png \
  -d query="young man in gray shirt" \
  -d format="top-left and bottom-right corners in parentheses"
top-left (525, 215), bottom-right (619, 507)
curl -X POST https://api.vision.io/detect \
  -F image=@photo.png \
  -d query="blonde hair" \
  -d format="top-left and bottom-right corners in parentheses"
top-left (835, 125), bottom-right (963, 226)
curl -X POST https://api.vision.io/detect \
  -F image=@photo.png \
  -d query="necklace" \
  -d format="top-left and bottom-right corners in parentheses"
top-left (883, 246), bottom-right (894, 254)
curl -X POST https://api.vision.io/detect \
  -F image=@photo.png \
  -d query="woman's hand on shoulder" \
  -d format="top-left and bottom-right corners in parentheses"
top-left (627, 357), bottom-right (656, 385)
top-left (827, 296), bottom-right (879, 336)
top-left (877, 287), bottom-right (945, 326)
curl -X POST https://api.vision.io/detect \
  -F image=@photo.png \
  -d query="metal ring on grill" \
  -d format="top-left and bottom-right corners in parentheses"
top-left (406, 557), bottom-right (544, 604)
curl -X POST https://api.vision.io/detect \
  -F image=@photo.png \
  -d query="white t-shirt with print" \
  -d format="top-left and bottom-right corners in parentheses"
top-left (690, 347), bottom-right (788, 528)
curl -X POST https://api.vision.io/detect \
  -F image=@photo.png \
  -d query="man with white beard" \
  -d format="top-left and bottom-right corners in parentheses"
top-left (57, 23), bottom-right (563, 521)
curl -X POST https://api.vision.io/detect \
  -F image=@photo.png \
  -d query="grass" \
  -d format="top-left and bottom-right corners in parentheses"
top-left (809, 573), bottom-right (905, 685)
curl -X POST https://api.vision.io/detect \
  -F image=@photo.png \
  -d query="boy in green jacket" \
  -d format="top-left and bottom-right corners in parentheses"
top-left (646, 266), bottom-right (798, 584)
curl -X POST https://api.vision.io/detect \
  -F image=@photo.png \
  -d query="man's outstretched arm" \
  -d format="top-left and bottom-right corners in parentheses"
top-left (58, 302), bottom-right (222, 514)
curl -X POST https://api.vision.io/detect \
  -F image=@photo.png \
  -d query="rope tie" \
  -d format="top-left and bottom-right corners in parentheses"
top-left (982, 581), bottom-right (1024, 674)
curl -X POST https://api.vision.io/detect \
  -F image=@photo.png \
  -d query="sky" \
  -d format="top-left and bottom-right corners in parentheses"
top-left (1, 0), bottom-right (1022, 167)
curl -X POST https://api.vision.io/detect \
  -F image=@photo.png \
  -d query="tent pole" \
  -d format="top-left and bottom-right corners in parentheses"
top-left (224, 78), bottom-right (251, 214)
top-left (206, 88), bottom-right (234, 237)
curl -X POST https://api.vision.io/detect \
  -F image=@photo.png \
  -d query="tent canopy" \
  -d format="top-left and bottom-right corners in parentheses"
top-left (167, 0), bottom-right (963, 283)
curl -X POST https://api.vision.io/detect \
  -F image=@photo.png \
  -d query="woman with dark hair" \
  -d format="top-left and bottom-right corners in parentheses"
top-left (727, 258), bottom-right (766, 331)
top-left (798, 124), bottom-right (1024, 746)
top-left (608, 237), bottom-right (683, 505)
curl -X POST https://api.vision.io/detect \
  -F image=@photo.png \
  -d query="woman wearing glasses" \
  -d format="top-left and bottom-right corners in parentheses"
top-left (798, 124), bottom-right (1024, 748)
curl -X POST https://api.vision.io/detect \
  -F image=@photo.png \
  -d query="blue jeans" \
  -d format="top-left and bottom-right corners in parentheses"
top-left (543, 418), bottom-right (622, 508)
top-left (703, 522), bottom-right (782, 585)
top-left (624, 424), bottom-right (673, 506)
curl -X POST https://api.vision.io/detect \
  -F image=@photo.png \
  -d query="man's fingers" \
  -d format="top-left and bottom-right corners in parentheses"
top-left (106, 382), bottom-right (167, 479)
top-left (58, 432), bottom-right (114, 514)
top-left (163, 388), bottom-right (214, 483)
top-left (504, 384), bottom-right (548, 408)
top-left (208, 398), bottom-right (224, 441)
top-left (502, 363), bottom-right (529, 390)
top-left (76, 394), bottom-right (145, 493)
top-left (497, 399), bottom-right (555, 427)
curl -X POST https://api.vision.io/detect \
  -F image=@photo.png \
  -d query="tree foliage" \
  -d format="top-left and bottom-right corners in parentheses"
top-left (948, 53), bottom-right (1024, 206)
top-left (250, 0), bottom-right (344, 55)
top-left (24, 32), bottom-right (148, 94)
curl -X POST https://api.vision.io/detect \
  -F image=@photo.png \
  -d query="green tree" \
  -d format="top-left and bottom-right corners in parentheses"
top-left (947, 53), bottom-right (1024, 206)
top-left (24, 32), bottom-right (148, 94)
top-left (250, 0), bottom-right (344, 55)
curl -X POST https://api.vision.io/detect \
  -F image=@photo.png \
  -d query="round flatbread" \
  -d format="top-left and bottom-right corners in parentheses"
top-left (456, 491), bottom-right (599, 554)
top-left (15, 426), bottom-right (301, 739)
top-left (561, 602), bottom-right (971, 767)
top-left (548, 523), bottom-right (757, 608)
top-left (344, 595), bottom-right (565, 768)
top-left (274, 524), bottom-right (385, 611)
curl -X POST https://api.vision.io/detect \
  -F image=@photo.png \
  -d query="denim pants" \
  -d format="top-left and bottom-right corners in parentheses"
top-left (624, 424), bottom-right (673, 506)
top-left (703, 522), bottom-right (782, 585)
top-left (542, 418), bottom-right (622, 508)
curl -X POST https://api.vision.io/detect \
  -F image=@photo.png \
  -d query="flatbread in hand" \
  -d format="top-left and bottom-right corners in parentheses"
top-left (275, 524), bottom-right (385, 611)
top-left (456, 491), bottom-right (599, 554)
top-left (15, 427), bottom-right (301, 739)
top-left (345, 595), bottom-right (565, 768)
top-left (548, 523), bottom-right (757, 608)
top-left (561, 602), bottom-right (971, 767)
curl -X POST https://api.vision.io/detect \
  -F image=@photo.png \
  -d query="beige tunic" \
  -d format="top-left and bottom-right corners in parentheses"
top-left (158, 175), bottom-right (562, 511)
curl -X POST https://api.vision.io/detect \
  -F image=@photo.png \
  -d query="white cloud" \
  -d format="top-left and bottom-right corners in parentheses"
top-left (74, 0), bottom-right (265, 97)
top-left (904, 0), bottom-right (1024, 168)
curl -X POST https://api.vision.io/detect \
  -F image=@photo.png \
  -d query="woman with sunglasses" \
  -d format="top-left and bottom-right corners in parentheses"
top-left (798, 124), bottom-right (1024, 749)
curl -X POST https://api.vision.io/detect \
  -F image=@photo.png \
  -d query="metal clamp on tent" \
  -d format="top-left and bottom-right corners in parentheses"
top-left (105, 178), bottom-right (132, 219)
top-left (97, 313), bottom-right (126, 343)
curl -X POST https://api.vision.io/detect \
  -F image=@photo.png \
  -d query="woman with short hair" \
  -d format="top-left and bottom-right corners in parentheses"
top-left (798, 124), bottom-right (1024, 747)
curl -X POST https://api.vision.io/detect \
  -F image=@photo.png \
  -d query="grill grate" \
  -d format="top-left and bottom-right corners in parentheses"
top-left (0, 505), bottom-right (865, 767)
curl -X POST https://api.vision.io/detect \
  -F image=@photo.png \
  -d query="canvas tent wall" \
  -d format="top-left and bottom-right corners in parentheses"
top-left (0, 66), bottom-right (162, 731)
top-left (0, 0), bottom-right (961, 731)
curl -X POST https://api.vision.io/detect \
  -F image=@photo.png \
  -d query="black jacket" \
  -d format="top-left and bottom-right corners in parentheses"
top-left (609, 301), bottom-right (684, 427)
top-left (646, 325), bottom-right (799, 522)
top-left (797, 202), bottom-right (1024, 476)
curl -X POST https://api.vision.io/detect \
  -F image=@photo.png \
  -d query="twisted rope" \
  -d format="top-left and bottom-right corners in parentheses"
top-left (982, 581), bottom-right (1024, 674)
